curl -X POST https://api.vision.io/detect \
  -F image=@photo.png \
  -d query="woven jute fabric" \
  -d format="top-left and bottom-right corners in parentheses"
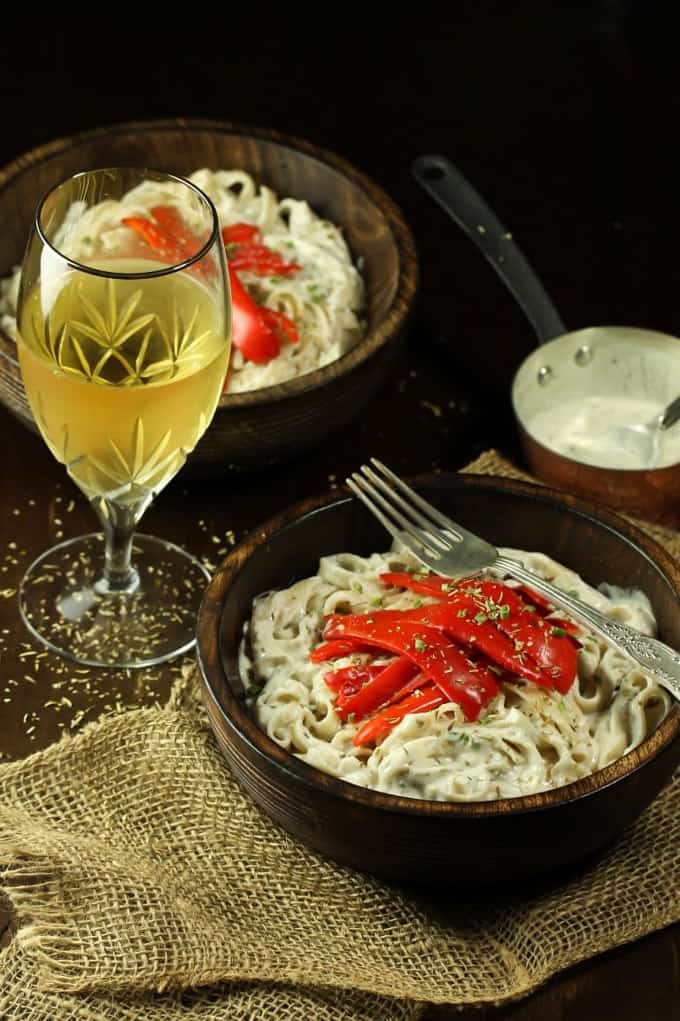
top-left (1, 449), bottom-right (679, 1021)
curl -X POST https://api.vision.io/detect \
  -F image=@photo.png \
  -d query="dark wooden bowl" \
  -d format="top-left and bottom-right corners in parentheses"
top-left (0, 119), bottom-right (417, 470)
top-left (197, 474), bottom-right (680, 886)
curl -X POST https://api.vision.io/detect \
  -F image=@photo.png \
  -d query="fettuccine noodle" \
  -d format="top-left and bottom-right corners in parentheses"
top-left (0, 170), bottom-right (365, 393)
top-left (241, 549), bottom-right (669, 802)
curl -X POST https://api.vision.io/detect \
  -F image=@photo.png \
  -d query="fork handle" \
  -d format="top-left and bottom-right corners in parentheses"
top-left (494, 555), bottom-right (680, 700)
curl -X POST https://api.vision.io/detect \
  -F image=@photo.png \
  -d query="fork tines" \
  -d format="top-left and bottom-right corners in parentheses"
top-left (346, 459), bottom-right (462, 559)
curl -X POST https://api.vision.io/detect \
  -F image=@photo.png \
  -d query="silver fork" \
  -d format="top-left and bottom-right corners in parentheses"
top-left (346, 458), bottom-right (680, 700)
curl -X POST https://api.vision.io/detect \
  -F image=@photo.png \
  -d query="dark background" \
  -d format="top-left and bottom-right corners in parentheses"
top-left (4, 0), bottom-right (680, 469)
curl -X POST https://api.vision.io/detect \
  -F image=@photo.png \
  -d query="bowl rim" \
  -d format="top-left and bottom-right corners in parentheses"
top-left (197, 472), bottom-right (680, 819)
top-left (0, 116), bottom-right (418, 408)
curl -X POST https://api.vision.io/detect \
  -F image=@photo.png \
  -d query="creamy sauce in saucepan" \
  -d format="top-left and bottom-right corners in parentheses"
top-left (526, 395), bottom-right (680, 470)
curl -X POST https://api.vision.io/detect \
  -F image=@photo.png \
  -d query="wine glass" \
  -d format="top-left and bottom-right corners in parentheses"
top-left (15, 168), bottom-right (231, 668)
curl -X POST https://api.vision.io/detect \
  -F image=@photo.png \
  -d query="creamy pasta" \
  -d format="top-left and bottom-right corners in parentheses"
top-left (240, 549), bottom-right (670, 802)
top-left (0, 170), bottom-right (365, 393)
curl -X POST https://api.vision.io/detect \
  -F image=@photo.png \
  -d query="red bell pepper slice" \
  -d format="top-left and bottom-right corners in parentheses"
top-left (383, 669), bottom-right (431, 707)
top-left (122, 212), bottom-right (214, 281)
top-left (121, 216), bottom-right (188, 265)
top-left (335, 656), bottom-right (419, 722)
top-left (229, 242), bottom-right (301, 276)
top-left (388, 601), bottom-right (554, 689)
top-left (516, 585), bottom-right (556, 614)
top-left (547, 616), bottom-right (581, 638)
top-left (150, 205), bottom-right (206, 258)
top-left (353, 684), bottom-right (445, 747)
top-left (309, 638), bottom-right (379, 664)
top-left (228, 264), bottom-right (281, 364)
top-left (460, 579), bottom-right (578, 692)
top-left (323, 663), bottom-right (383, 693)
top-left (260, 307), bottom-right (299, 344)
top-left (379, 571), bottom-right (458, 599)
top-left (323, 664), bottom-right (387, 713)
top-left (223, 222), bottom-right (262, 246)
top-left (381, 574), bottom-right (577, 693)
top-left (227, 265), bottom-right (300, 364)
top-left (447, 581), bottom-right (576, 693)
top-left (323, 616), bottom-right (497, 721)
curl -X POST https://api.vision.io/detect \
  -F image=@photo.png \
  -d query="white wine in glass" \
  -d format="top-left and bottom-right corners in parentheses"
top-left (16, 168), bottom-right (231, 668)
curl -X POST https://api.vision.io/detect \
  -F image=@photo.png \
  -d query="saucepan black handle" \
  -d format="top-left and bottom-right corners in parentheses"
top-left (412, 153), bottom-right (567, 345)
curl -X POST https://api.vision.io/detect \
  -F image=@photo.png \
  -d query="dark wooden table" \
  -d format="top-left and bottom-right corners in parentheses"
top-left (2, 3), bottom-right (680, 1017)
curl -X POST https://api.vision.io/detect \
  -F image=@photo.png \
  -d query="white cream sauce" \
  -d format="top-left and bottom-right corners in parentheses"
top-left (242, 548), bottom-right (670, 803)
top-left (526, 395), bottom-right (680, 470)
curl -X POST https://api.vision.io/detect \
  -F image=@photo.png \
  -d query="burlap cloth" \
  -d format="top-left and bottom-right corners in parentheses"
top-left (2, 450), bottom-right (680, 1021)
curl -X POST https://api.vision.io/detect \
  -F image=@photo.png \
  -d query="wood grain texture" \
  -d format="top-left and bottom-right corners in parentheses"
top-left (196, 474), bottom-right (680, 884)
top-left (0, 119), bottom-right (418, 468)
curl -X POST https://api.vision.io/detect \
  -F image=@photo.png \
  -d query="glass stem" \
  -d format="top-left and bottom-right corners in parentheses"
top-left (92, 498), bottom-right (141, 595)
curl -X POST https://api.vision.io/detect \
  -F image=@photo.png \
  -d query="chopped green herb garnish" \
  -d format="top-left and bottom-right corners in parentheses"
top-left (550, 626), bottom-right (568, 638)
top-left (499, 604), bottom-right (510, 619)
top-left (474, 612), bottom-right (488, 624)
top-left (351, 581), bottom-right (363, 593)
top-left (413, 636), bottom-right (427, 652)
top-left (521, 604), bottom-right (537, 613)
top-left (412, 572), bottom-right (429, 582)
top-left (558, 698), bottom-right (567, 712)
top-left (370, 596), bottom-right (383, 607)
top-left (457, 608), bottom-right (468, 618)
top-left (413, 599), bottom-right (423, 608)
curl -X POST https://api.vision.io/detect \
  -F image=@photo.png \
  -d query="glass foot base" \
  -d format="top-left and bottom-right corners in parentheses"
top-left (18, 533), bottom-right (209, 669)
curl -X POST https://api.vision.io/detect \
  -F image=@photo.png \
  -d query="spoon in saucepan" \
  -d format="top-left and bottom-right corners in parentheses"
top-left (411, 153), bottom-right (680, 470)
top-left (603, 395), bottom-right (680, 467)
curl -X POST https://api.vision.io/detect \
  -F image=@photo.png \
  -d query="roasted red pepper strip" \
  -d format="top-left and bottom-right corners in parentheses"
top-left (457, 579), bottom-right (578, 692)
top-left (227, 266), bottom-right (299, 363)
top-left (516, 585), bottom-right (556, 614)
top-left (261, 307), bottom-right (299, 344)
top-left (229, 242), bottom-right (301, 276)
top-left (380, 574), bottom-right (577, 692)
top-left (150, 205), bottom-right (206, 258)
top-left (335, 656), bottom-right (419, 722)
top-left (353, 684), bottom-right (444, 746)
top-left (547, 616), bottom-right (581, 638)
top-left (228, 264), bottom-right (281, 364)
top-left (323, 616), bottom-right (497, 720)
top-left (323, 664), bottom-right (383, 693)
top-left (222, 222), bottom-right (262, 246)
top-left (384, 670), bottom-right (431, 706)
top-left (309, 638), bottom-right (378, 664)
top-left (384, 601), bottom-right (554, 689)
top-left (379, 571), bottom-right (457, 599)
top-left (121, 216), bottom-right (188, 265)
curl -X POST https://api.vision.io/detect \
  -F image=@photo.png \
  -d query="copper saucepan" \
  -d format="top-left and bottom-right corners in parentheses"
top-left (412, 154), bottom-right (680, 526)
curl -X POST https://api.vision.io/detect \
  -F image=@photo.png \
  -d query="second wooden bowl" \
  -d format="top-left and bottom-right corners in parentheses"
top-left (197, 474), bottom-right (680, 885)
top-left (0, 119), bottom-right (418, 470)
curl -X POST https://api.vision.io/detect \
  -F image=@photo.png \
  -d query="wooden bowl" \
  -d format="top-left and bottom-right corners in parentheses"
top-left (0, 118), bottom-right (417, 469)
top-left (197, 474), bottom-right (680, 885)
